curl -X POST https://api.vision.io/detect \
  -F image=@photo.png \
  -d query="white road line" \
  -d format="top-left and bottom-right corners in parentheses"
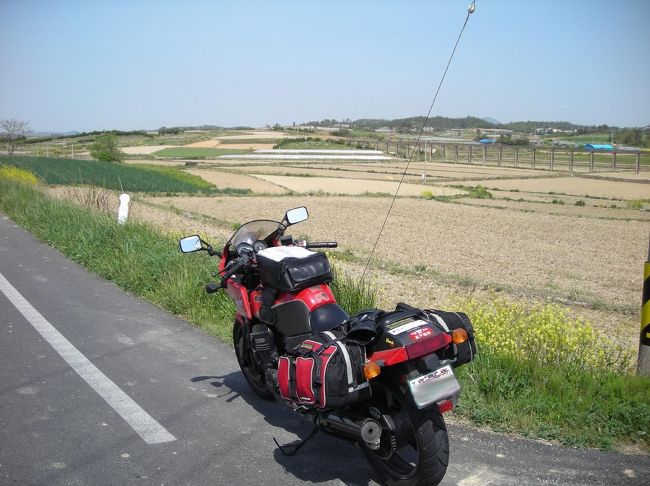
top-left (0, 271), bottom-right (176, 445)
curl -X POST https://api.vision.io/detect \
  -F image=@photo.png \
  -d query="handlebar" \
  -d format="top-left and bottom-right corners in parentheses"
top-left (219, 257), bottom-right (249, 288)
top-left (305, 241), bottom-right (337, 249)
top-left (293, 239), bottom-right (338, 249)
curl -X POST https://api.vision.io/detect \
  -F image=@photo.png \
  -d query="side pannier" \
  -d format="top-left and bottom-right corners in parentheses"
top-left (256, 246), bottom-right (332, 293)
top-left (277, 331), bottom-right (370, 409)
top-left (424, 309), bottom-right (476, 366)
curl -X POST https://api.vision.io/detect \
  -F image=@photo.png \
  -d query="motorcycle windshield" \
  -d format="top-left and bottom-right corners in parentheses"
top-left (226, 220), bottom-right (282, 249)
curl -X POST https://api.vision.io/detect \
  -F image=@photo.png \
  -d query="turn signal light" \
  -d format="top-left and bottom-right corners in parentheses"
top-left (451, 328), bottom-right (468, 344)
top-left (363, 361), bottom-right (381, 380)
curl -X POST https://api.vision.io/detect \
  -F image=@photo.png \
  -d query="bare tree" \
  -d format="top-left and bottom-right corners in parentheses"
top-left (0, 119), bottom-right (30, 156)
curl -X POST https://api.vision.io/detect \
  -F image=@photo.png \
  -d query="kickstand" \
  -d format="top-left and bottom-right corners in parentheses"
top-left (273, 423), bottom-right (320, 456)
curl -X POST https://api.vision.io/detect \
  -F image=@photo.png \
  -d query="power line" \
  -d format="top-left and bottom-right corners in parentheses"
top-left (361, 1), bottom-right (476, 282)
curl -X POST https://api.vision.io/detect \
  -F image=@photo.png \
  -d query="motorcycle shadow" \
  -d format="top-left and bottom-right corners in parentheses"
top-left (192, 372), bottom-right (377, 486)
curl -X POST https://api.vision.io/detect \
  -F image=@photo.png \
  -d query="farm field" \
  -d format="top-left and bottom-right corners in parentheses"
top-left (212, 159), bottom-right (555, 180)
top-left (185, 169), bottom-right (288, 194)
top-left (121, 145), bottom-right (173, 155)
top-left (456, 176), bottom-right (650, 200)
top-left (153, 147), bottom-right (250, 158)
top-left (251, 174), bottom-right (464, 196)
top-left (10, 145), bottom-right (647, 354)
top-left (140, 192), bottom-right (647, 348)
top-left (0, 156), bottom-right (212, 193)
top-left (587, 171), bottom-right (650, 182)
top-left (117, 129), bottom-right (289, 157)
top-left (460, 197), bottom-right (650, 220)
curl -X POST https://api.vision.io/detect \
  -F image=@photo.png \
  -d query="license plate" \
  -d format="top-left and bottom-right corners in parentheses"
top-left (407, 365), bottom-right (461, 409)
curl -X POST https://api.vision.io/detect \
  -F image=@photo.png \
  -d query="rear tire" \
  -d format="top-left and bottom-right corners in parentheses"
top-left (232, 320), bottom-right (273, 400)
top-left (362, 393), bottom-right (449, 486)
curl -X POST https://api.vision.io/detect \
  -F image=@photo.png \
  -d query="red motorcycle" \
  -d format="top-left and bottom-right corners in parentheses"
top-left (180, 207), bottom-right (476, 486)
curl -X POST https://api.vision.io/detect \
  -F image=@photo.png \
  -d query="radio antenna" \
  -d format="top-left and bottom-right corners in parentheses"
top-left (361, 1), bottom-right (476, 282)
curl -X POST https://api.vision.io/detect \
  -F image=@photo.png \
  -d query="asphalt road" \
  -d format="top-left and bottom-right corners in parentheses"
top-left (0, 215), bottom-right (648, 486)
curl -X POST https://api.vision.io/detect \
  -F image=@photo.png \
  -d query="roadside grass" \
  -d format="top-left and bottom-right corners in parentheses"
top-left (153, 147), bottom-right (249, 158)
top-left (0, 178), bottom-right (372, 340)
top-left (0, 177), bottom-right (648, 452)
top-left (455, 347), bottom-right (650, 450)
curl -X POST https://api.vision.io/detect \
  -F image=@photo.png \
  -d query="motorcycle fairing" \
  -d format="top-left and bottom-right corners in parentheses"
top-left (226, 280), bottom-right (252, 319)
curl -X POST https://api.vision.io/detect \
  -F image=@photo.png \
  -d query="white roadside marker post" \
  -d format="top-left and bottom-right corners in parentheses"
top-left (118, 194), bottom-right (130, 224)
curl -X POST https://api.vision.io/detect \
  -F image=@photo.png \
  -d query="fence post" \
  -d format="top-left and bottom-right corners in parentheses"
top-left (550, 148), bottom-right (554, 171)
top-left (467, 145), bottom-right (472, 164)
top-left (612, 151), bottom-right (617, 170)
top-left (483, 145), bottom-right (487, 165)
top-left (498, 145), bottom-right (502, 166)
top-left (532, 148), bottom-right (536, 169)
top-left (638, 236), bottom-right (650, 375)
top-left (442, 144), bottom-right (446, 163)
top-left (636, 153), bottom-right (641, 174)
top-left (569, 150), bottom-right (574, 173)
top-left (590, 151), bottom-right (595, 172)
top-left (454, 145), bottom-right (458, 163)
top-left (514, 147), bottom-right (519, 167)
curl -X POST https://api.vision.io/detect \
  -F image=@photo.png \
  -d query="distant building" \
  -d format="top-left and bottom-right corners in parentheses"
top-left (479, 128), bottom-right (512, 136)
top-left (584, 143), bottom-right (614, 151)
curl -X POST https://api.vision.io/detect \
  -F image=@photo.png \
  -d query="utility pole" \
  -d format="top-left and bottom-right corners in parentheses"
top-left (423, 141), bottom-right (427, 184)
top-left (638, 235), bottom-right (650, 375)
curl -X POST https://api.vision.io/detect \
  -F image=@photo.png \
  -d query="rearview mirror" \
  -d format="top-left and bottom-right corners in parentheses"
top-left (179, 235), bottom-right (203, 253)
top-left (285, 207), bottom-right (309, 225)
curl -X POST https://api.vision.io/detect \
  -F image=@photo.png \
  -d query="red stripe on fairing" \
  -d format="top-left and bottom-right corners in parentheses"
top-left (275, 285), bottom-right (336, 311)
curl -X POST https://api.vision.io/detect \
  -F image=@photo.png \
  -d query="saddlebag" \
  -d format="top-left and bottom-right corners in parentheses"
top-left (424, 309), bottom-right (476, 366)
top-left (257, 246), bottom-right (332, 293)
top-left (277, 331), bottom-right (370, 409)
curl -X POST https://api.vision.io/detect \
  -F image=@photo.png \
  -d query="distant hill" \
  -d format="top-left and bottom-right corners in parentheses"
top-left (302, 116), bottom-right (616, 133)
top-left (482, 117), bottom-right (501, 125)
top-left (31, 131), bottom-right (80, 137)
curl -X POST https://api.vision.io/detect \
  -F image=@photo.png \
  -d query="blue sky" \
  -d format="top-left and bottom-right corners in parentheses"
top-left (0, 0), bottom-right (648, 132)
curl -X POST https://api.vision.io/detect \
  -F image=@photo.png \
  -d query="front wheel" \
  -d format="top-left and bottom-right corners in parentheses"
top-left (232, 320), bottom-right (273, 400)
top-left (362, 393), bottom-right (449, 486)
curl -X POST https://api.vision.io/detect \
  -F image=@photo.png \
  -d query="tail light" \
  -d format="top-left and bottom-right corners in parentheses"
top-left (436, 399), bottom-right (454, 414)
top-left (405, 333), bottom-right (452, 360)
